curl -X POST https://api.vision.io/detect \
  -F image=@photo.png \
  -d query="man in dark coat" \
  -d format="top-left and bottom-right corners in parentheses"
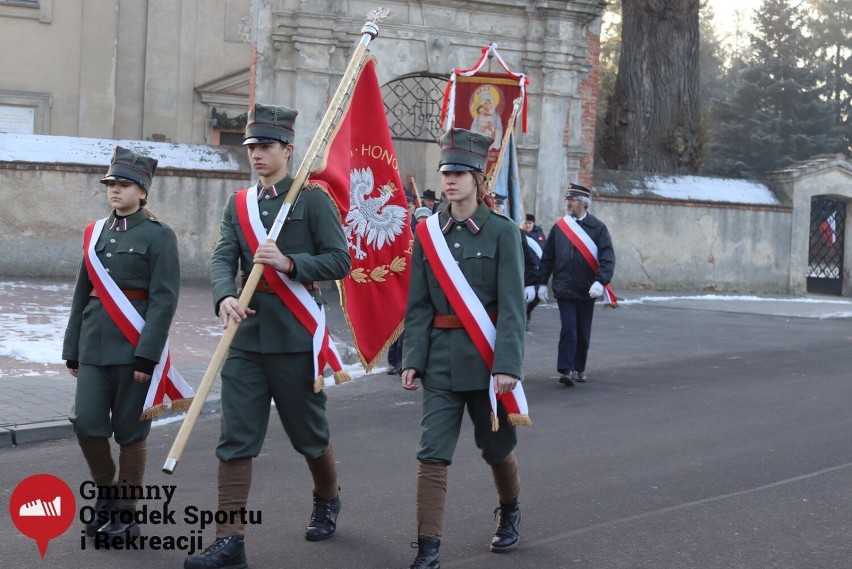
top-left (538, 184), bottom-right (615, 386)
top-left (521, 213), bottom-right (546, 330)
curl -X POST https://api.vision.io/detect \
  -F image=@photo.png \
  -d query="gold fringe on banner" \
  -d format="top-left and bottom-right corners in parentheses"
top-left (335, 281), bottom-right (407, 373)
top-left (507, 413), bottom-right (533, 427)
top-left (490, 413), bottom-right (500, 432)
top-left (334, 370), bottom-right (352, 385)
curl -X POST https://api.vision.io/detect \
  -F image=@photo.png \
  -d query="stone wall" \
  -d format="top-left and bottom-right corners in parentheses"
top-left (592, 197), bottom-right (793, 294)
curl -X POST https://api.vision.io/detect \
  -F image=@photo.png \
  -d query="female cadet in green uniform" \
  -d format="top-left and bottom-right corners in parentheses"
top-left (401, 128), bottom-right (526, 568)
top-left (63, 146), bottom-right (180, 542)
top-left (184, 104), bottom-right (350, 569)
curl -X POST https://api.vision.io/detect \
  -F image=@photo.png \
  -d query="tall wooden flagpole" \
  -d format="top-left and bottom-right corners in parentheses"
top-left (485, 96), bottom-right (522, 195)
top-left (162, 8), bottom-right (389, 475)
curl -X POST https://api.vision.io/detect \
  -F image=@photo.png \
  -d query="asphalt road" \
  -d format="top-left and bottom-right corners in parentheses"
top-left (2, 302), bottom-right (851, 569)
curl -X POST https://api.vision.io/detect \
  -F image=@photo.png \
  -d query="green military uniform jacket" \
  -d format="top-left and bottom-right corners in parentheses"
top-left (62, 209), bottom-right (180, 365)
top-left (209, 177), bottom-right (351, 353)
top-left (402, 201), bottom-right (525, 390)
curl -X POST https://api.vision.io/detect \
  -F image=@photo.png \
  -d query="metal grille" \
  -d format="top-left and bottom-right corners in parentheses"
top-left (807, 196), bottom-right (845, 295)
top-left (382, 72), bottom-right (448, 142)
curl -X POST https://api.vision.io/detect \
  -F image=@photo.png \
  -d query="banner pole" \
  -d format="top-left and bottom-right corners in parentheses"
top-left (486, 96), bottom-right (522, 195)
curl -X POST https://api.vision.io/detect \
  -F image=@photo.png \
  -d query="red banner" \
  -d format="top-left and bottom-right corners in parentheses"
top-left (310, 58), bottom-right (412, 370)
top-left (452, 73), bottom-right (523, 178)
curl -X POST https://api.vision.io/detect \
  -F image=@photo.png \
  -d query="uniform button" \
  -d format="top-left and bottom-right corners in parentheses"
top-left (264, 195), bottom-right (270, 200)
top-left (262, 211), bottom-right (269, 216)
top-left (110, 238), bottom-right (116, 243)
top-left (453, 242), bottom-right (460, 248)
top-left (476, 252), bottom-right (481, 257)
top-left (455, 225), bottom-right (462, 231)
top-left (129, 248), bottom-right (134, 252)
top-left (106, 253), bottom-right (112, 258)
top-left (106, 268), bottom-right (111, 273)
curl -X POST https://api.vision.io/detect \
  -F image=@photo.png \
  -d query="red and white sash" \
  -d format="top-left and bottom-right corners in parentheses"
top-left (417, 214), bottom-right (531, 431)
top-left (83, 218), bottom-right (194, 420)
top-left (234, 189), bottom-right (349, 392)
top-left (555, 215), bottom-right (618, 307)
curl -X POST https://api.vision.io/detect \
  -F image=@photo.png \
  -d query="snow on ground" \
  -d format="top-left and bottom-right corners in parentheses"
top-left (4, 281), bottom-right (851, 383)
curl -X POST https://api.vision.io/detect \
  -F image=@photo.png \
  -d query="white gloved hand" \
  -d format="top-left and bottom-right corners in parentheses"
top-left (537, 285), bottom-right (548, 303)
top-left (589, 281), bottom-right (604, 298)
top-left (524, 286), bottom-right (535, 303)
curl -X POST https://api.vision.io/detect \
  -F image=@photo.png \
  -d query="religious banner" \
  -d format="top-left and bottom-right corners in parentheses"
top-left (310, 57), bottom-right (412, 370)
top-left (441, 43), bottom-right (529, 179)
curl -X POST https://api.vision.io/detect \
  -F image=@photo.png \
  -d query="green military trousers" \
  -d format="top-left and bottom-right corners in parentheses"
top-left (417, 386), bottom-right (517, 466)
top-left (69, 363), bottom-right (152, 444)
top-left (216, 349), bottom-right (331, 462)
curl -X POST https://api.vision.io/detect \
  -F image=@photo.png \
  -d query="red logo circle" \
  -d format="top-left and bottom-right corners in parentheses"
top-left (9, 474), bottom-right (76, 558)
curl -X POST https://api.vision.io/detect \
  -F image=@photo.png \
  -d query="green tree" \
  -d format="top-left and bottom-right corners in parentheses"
top-left (808, 0), bottom-right (851, 148)
top-left (705, 0), bottom-right (846, 177)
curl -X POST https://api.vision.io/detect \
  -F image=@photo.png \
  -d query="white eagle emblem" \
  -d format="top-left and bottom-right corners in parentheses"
top-left (344, 167), bottom-right (408, 260)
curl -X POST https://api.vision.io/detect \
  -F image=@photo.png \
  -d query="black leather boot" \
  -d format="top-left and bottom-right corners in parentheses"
top-left (95, 508), bottom-right (140, 545)
top-left (408, 536), bottom-right (441, 569)
top-left (490, 502), bottom-right (521, 552)
top-left (305, 493), bottom-right (341, 541)
top-left (84, 496), bottom-right (113, 537)
top-left (184, 535), bottom-right (247, 569)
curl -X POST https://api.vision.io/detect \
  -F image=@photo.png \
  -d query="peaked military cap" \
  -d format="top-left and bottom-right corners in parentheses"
top-left (438, 128), bottom-right (493, 172)
top-left (243, 103), bottom-right (297, 145)
top-left (100, 146), bottom-right (158, 190)
top-left (565, 183), bottom-right (592, 199)
top-left (491, 191), bottom-right (507, 204)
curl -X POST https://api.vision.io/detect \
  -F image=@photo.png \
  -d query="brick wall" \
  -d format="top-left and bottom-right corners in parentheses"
top-left (579, 27), bottom-right (601, 189)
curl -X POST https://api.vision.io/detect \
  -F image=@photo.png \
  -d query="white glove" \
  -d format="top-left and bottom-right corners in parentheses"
top-left (589, 281), bottom-right (604, 298)
top-left (537, 285), bottom-right (548, 303)
top-left (524, 286), bottom-right (535, 303)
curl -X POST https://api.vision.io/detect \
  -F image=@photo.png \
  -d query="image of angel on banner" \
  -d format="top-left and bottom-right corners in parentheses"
top-left (469, 85), bottom-right (503, 150)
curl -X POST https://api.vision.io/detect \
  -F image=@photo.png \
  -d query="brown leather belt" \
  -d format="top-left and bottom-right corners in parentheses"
top-left (89, 288), bottom-right (148, 301)
top-left (432, 312), bottom-right (497, 329)
top-left (242, 277), bottom-right (319, 293)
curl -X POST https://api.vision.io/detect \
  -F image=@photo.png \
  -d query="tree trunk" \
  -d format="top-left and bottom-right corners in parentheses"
top-left (601, 0), bottom-right (702, 173)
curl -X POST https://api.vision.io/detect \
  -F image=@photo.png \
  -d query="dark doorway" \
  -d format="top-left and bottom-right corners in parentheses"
top-left (807, 196), bottom-right (846, 295)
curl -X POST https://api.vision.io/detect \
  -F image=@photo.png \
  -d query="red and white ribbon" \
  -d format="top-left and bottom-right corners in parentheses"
top-left (556, 215), bottom-right (618, 306)
top-left (417, 214), bottom-right (530, 430)
top-left (234, 189), bottom-right (347, 391)
top-left (83, 219), bottom-right (194, 419)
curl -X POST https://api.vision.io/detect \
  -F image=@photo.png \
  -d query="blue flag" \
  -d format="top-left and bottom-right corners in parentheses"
top-left (491, 132), bottom-right (523, 223)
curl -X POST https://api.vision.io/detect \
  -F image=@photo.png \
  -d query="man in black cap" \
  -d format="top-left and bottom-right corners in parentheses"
top-left (402, 127), bottom-right (526, 568)
top-left (185, 103), bottom-right (351, 569)
top-left (420, 188), bottom-right (440, 213)
top-left (491, 192), bottom-right (507, 215)
top-left (538, 183), bottom-right (615, 386)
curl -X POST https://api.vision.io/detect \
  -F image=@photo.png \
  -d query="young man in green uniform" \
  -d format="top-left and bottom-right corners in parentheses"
top-left (185, 104), bottom-right (351, 569)
top-left (401, 128), bottom-right (526, 568)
